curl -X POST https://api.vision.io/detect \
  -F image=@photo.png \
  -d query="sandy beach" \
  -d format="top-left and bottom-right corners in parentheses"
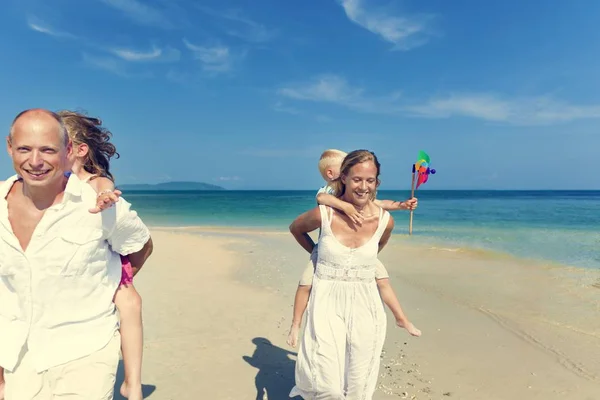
top-left (124, 228), bottom-right (600, 400)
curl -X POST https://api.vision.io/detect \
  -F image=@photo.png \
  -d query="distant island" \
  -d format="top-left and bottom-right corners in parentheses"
top-left (117, 181), bottom-right (225, 191)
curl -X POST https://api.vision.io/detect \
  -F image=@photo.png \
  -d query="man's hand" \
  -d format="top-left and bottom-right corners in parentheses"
top-left (89, 189), bottom-right (122, 214)
top-left (342, 203), bottom-right (364, 225)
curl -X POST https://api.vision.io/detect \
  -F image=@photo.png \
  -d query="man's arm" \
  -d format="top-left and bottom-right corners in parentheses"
top-left (127, 236), bottom-right (153, 276)
top-left (316, 193), bottom-right (363, 225)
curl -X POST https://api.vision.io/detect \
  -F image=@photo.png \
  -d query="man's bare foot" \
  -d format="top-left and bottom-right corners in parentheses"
top-left (287, 324), bottom-right (300, 347)
top-left (396, 320), bottom-right (422, 337)
top-left (0, 380), bottom-right (5, 400)
top-left (121, 381), bottom-right (143, 400)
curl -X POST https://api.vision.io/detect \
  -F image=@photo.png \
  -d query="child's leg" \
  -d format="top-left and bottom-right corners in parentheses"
top-left (0, 367), bottom-right (4, 400)
top-left (287, 284), bottom-right (312, 348)
top-left (114, 284), bottom-right (144, 400)
top-left (287, 256), bottom-right (316, 348)
top-left (374, 259), bottom-right (421, 337)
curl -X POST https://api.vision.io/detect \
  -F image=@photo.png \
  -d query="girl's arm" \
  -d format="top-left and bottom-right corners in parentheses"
top-left (289, 207), bottom-right (322, 254)
top-left (317, 193), bottom-right (364, 225)
top-left (87, 177), bottom-right (122, 214)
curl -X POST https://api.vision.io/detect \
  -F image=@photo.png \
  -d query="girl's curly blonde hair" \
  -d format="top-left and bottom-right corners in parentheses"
top-left (57, 110), bottom-right (120, 181)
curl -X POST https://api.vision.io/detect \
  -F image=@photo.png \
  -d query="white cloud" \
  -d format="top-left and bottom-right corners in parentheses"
top-left (109, 45), bottom-right (181, 62)
top-left (100, 0), bottom-right (172, 28)
top-left (272, 101), bottom-right (302, 115)
top-left (278, 74), bottom-right (401, 114)
top-left (82, 53), bottom-right (152, 78)
top-left (82, 53), bottom-right (127, 76)
top-left (214, 176), bottom-right (241, 181)
top-left (183, 39), bottom-right (245, 74)
top-left (337, 0), bottom-right (434, 50)
top-left (197, 7), bottom-right (277, 43)
top-left (27, 16), bottom-right (76, 38)
top-left (407, 94), bottom-right (600, 125)
top-left (240, 146), bottom-right (325, 158)
top-left (278, 74), bottom-right (600, 125)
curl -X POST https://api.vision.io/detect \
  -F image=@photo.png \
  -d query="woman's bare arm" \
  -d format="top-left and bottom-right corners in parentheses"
top-left (289, 207), bottom-right (322, 254)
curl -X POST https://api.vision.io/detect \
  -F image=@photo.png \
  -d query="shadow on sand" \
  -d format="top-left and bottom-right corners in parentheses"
top-left (113, 360), bottom-right (157, 399)
top-left (243, 337), bottom-right (299, 400)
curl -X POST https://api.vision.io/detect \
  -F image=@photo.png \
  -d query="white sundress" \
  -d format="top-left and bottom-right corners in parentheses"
top-left (290, 205), bottom-right (390, 400)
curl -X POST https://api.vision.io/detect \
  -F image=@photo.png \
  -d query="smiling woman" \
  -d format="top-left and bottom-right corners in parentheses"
top-left (288, 149), bottom-right (420, 400)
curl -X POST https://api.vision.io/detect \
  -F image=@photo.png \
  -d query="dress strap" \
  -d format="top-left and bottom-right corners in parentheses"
top-left (318, 205), bottom-right (334, 233)
top-left (375, 207), bottom-right (390, 237)
top-left (81, 174), bottom-right (98, 183)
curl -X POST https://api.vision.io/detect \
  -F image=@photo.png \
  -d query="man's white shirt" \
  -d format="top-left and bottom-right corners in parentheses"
top-left (0, 174), bottom-right (150, 372)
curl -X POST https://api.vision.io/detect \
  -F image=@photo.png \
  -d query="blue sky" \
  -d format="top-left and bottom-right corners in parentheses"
top-left (1, 0), bottom-right (600, 190)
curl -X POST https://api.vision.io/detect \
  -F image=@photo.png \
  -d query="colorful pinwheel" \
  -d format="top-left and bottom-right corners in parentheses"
top-left (409, 150), bottom-right (436, 235)
top-left (413, 150), bottom-right (436, 190)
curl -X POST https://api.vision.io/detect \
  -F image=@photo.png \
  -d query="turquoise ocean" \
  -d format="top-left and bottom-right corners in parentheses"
top-left (121, 190), bottom-right (600, 270)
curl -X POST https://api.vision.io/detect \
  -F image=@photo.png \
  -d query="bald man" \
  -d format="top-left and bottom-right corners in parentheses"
top-left (0, 109), bottom-right (153, 399)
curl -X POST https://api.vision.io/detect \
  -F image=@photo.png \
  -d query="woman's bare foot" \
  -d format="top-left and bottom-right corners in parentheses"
top-left (121, 380), bottom-right (143, 400)
top-left (287, 323), bottom-right (301, 347)
top-left (397, 320), bottom-right (422, 337)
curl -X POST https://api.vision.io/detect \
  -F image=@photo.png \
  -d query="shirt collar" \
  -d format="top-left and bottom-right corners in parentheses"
top-left (0, 172), bottom-right (84, 203)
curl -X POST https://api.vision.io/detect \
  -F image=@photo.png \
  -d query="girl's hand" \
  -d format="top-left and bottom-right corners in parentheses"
top-left (89, 189), bottom-right (122, 213)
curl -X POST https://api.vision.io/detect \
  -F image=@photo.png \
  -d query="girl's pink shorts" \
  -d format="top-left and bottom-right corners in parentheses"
top-left (120, 255), bottom-right (134, 286)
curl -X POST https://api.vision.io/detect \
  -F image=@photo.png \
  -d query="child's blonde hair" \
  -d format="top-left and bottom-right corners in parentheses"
top-left (318, 149), bottom-right (347, 181)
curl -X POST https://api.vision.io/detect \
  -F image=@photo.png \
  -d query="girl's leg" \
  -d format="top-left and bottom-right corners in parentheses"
top-left (114, 284), bottom-right (143, 400)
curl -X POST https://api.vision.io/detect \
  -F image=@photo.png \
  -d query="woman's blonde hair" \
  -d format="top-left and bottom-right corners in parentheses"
top-left (329, 149), bottom-right (381, 201)
top-left (57, 110), bottom-right (120, 181)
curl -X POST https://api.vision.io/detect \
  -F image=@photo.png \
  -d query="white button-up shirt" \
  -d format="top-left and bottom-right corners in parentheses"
top-left (0, 174), bottom-right (150, 373)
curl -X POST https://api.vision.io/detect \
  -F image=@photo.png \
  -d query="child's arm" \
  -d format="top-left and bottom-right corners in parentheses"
top-left (316, 193), bottom-right (364, 225)
top-left (374, 197), bottom-right (418, 212)
top-left (87, 177), bottom-right (122, 214)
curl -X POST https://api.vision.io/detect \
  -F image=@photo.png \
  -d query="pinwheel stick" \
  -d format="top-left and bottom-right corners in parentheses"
top-left (409, 164), bottom-right (416, 235)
